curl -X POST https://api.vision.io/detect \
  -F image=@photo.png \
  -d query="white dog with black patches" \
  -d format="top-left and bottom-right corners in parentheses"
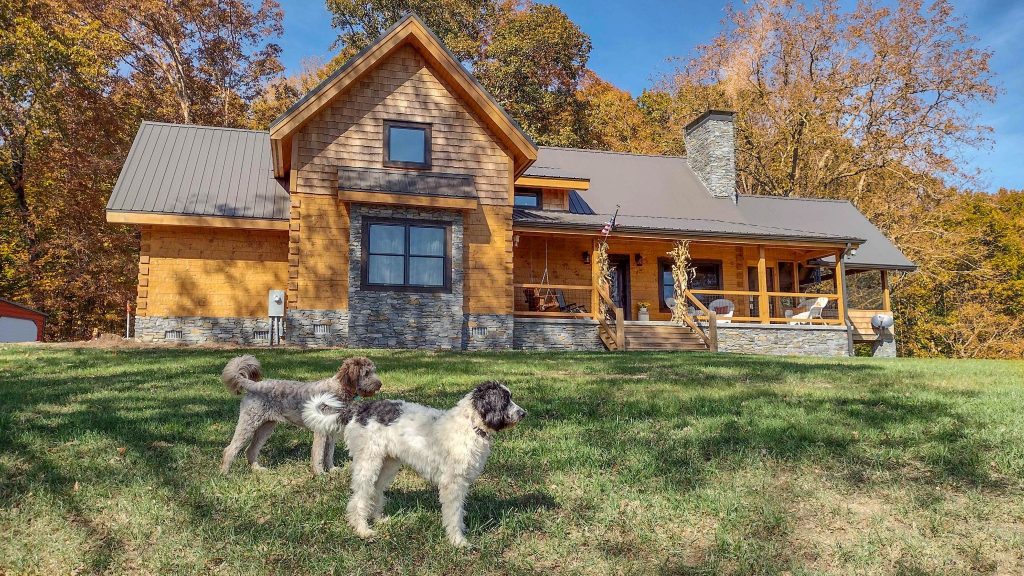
top-left (303, 381), bottom-right (526, 548)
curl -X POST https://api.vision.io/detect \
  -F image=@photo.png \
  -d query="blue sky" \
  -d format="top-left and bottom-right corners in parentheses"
top-left (276, 0), bottom-right (1024, 192)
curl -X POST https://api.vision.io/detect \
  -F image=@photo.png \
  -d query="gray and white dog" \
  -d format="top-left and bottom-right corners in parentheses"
top-left (220, 355), bottom-right (382, 475)
top-left (302, 381), bottom-right (526, 547)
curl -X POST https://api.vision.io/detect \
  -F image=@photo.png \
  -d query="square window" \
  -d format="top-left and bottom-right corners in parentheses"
top-left (362, 219), bottom-right (451, 292)
top-left (384, 121), bottom-right (430, 169)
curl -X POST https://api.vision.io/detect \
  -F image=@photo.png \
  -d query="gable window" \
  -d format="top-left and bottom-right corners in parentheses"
top-left (362, 219), bottom-right (450, 291)
top-left (658, 258), bottom-right (723, 311)
top-left (384, 120), bottom-right (431, 169)
top-left (514, 189), bottom-right (542, 208)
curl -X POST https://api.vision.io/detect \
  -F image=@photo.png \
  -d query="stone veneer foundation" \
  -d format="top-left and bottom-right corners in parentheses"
top-left (463, 313), bottom-right (513, 350)
top-left (286, 309), bottom-right (349, 347)
top-left (346, 205), bottom-right (464, 350)
top-left (716, 323), bottom-right (850, 357)
top-left (134, 316), bottom-right (279, 345)
top-left (512, 318), bottom-right (604, 351)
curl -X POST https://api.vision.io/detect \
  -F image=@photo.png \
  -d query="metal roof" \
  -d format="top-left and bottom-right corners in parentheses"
top-left (106, 122), bottom-right (289, 220)
top-left (516, 147), bottom-right (915, 270)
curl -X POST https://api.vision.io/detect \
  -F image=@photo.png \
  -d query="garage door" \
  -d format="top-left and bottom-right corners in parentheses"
top-left (0, 316), bottom-right (39, 342)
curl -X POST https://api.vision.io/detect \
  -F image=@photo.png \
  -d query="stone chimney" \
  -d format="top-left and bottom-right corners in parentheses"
top-left (684, 110), bottom-right (736, 201)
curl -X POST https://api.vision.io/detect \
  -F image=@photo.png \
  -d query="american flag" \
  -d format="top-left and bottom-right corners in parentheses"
top-left (601, 205), bottom-right (620, 238)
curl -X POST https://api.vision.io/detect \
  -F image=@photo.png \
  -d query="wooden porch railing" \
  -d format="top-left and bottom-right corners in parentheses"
top-left (683, 291), bottom-right (719, 352)
top-left (596, 284), bottom-right (624, 350)
top-left (687, 289), bottom-right (846, 325)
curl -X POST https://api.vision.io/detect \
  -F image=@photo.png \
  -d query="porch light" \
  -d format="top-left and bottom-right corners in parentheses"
top-left (582, 251), bottom-right (590, 264)
top-left (634, 253), bottom-right (644, 267)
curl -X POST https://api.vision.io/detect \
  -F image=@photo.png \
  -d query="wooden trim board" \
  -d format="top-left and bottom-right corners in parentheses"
top-left (107, 212), bottom-right (289, 231)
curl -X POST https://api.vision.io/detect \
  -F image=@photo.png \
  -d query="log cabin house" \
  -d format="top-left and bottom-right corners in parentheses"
top-left (106, 15), bottom-right (915, 356)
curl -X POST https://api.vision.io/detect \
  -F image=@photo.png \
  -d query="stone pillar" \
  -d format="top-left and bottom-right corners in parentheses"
top-left (872, 331), bottom-right (897, 358)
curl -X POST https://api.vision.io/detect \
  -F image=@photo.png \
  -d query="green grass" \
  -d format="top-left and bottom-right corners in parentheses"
top-left (1, 346), bottom-right (1022, 575)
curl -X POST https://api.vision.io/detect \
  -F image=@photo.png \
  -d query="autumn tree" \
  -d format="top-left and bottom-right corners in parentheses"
top-left (665, 0), bottom-right (996, 205)
top-left (74, 0), bottom-right (285, 126)
top-left (0, 0), bottom-right (120, 297)
top-left (578, 71), bottom-right (682, 155)
top-left (324, 0), bottom-right (592, 146)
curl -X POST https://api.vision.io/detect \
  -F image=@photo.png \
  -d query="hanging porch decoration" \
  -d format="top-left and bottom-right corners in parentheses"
top-left (596, 206), bottom-right (619, 319)
top-left (667, 240), bottom-right (694, 323)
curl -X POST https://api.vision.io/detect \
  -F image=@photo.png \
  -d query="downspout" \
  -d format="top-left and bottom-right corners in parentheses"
top-left (841, 243), bottom-right (855, 357)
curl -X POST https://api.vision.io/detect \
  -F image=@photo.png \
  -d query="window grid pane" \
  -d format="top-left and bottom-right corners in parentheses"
top-left (369, 224), bottom-right (405, 254)
top-left (409, 226), bottom-right (444, 256)
top-left (408, 256), bottom-right (444, 286)
top-left (368, 255), bottom-right (405, 285)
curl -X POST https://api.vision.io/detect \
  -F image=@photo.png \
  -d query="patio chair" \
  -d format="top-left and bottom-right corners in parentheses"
top-left (554, 290), bottom-right (587, 314)
top-left (786, 297), bottom-right (829, 324)
top-left (707, 298), bottom-right (735, 324)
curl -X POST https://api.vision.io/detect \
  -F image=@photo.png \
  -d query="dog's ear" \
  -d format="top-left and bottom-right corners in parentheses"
top-left (338, 356), bottom-right (370, 396)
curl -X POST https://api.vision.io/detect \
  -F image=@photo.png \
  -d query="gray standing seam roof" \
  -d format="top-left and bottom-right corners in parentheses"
top-left (106, 122), bottom-right (289, 221)
top-left (514, 147), bottom-right (915, 271)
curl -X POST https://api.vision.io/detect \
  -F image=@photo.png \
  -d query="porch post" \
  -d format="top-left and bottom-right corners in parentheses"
top-left (757, 246), bottom-right (769, 324)
top-left (591, 238), bottom-right (600, 320)
top-left (835, 250), bottom-right (848, 323)
top-left (881, 269), bottom-right (891, 312)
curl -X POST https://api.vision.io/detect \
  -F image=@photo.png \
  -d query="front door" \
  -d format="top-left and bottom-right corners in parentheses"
top-left (609, 254), bottom-right (631, 320)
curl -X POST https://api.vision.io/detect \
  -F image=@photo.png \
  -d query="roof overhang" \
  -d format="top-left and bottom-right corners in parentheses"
top-left (515, 175), bottom-right (590, 190)
top-left (107, 211), bottom-right (289, 231)
top-left (269, 14), bottom-right (538, 179)
top-left (512, 221), bottom-right (864, 249)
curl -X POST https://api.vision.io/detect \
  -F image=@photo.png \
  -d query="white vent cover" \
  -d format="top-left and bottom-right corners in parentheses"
top-left (313, 324), bottom-right (331, 336)
top-left (253, 330), bottom-right (270, 341)
top-left (164, 329), bottom-right (183, 340)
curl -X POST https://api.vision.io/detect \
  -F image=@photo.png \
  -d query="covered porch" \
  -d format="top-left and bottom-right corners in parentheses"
top-left (511, 229), bottom-right (892, 355)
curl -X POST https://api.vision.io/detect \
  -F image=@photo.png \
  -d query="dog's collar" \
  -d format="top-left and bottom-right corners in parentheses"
top-left (474, 426), bottom-right (492, 439)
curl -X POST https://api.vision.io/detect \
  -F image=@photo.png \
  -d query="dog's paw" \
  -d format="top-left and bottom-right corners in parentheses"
top-left (328, 466), bottom-right (343, 475)
top-left (250, 463), bottom-right (268, 472)
top-left (448, 534), bottom-right (472, 549)
top-left (353, 526), bottom-right (376, 539)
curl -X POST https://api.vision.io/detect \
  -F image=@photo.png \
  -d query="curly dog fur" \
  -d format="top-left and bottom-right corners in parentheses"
top-left (303, 381), bottom-right (526, 547)
top-left (220, 355), bottom-right (382, 475)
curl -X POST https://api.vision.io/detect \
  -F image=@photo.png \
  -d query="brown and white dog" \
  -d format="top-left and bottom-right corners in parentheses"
top-left (220, 355), bottom-right (382, 475)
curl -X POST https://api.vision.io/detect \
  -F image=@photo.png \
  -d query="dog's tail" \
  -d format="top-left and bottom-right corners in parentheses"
top-left (222, 355), bottom-right (263, 395)
top-left (302, 393), bottom-right (349, 436)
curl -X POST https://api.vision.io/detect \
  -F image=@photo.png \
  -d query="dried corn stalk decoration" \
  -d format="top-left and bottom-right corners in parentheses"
top-left (595, 239), bottom-right (611, 319)
top-left (668, 240), bottom-right (694, 323)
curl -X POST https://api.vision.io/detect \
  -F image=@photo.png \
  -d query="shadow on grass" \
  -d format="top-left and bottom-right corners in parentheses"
top-left (0, 346), bottom-right (1009, 572)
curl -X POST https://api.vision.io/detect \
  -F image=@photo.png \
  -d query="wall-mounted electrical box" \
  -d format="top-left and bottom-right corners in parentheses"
top-left (268, 290), bottom-right (286, 317)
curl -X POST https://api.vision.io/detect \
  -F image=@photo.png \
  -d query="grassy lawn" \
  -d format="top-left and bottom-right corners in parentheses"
top-left (1, 346), bottom-right (1022, 575)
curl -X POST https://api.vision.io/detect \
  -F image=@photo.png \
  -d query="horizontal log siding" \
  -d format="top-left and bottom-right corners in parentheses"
top-left (288, 193), bottom-right (350, 311)
top-left (137, 226), bottom-right (288, 318)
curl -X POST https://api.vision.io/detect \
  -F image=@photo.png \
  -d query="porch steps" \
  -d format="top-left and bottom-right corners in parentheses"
top-left (602, 322), bottom-right (709, 352)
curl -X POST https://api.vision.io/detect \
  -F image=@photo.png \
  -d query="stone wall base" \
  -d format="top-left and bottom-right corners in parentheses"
top-left (871, 331), bottom-right (897, 358)
top-left (717, 324), bottom-right (849, 357)
top-left (135, 316), bottom-right (277, 345)
top-left (286, 309), bottom-right (349, 347)
top-left (513, 318), bottom-right (603, 351)
top-left (463, 314), bottom-right (513, 350)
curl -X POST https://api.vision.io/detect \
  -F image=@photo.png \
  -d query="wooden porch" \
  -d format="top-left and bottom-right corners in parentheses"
top-left (511, 231), bottom-right (894, 352)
